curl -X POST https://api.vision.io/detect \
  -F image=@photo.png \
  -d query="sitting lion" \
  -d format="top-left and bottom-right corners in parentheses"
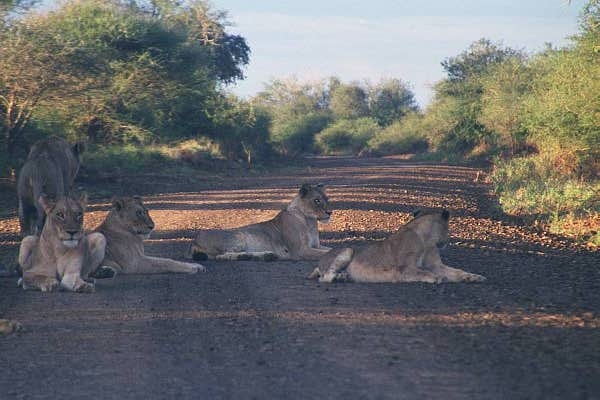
top-left (309, 209), bottom-right (486, 284)
top-left (18, 193), bottom-right (106, 292)
top-left (188, 183), bottom-right (333, 261)
top-left (17, 136), bottom-right (85, 236)
top-left (93, 196), bottom-right (204, 276)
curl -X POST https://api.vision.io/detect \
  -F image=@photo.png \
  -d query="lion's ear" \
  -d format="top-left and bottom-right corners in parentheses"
top-left (112, 197), bottom-right (125, 211)
top-left (38, 193), bottom-right (55, 214)
top-left (132, 195), bottom-right (143, 204)
top-left (299, 183), bottom-right (312, 198)
top-left (441, 209), bottom-right (450, 221)
top-left (412, 209), bottom-right (423, 218)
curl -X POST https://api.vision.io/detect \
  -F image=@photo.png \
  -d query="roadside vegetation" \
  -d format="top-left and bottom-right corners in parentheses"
top-left (1, 0), bottom-right (598, 245)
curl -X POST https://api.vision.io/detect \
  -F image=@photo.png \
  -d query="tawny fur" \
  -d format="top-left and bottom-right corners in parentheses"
top-left (18, 193), bottom-right (105, 293)
top-left (94, 196), bottom-right (204, 275)
top-left (17, 136), bottom-right (84, 236)
top-left (188, 183), bottom-right (333, 261)
top-left (309, 210), bottom-right (486, 284)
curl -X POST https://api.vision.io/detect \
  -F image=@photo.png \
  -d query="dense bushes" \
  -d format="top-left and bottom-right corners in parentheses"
top-left (367, 113), bottom-right (428, 155)
top-left (269, 113), bottom-right (331, 156)
top-left (315, 118), bottom-right (380, 155)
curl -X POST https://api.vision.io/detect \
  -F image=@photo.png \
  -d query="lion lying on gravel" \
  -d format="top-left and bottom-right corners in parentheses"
top-left (18, 193), bottom-right (105, 292)
top-left (17, 136), bottom-right (84, 236)
top-left (309, 209), bottom-right (486, 284)
top-left (93, 196), bottom-right (204, 276)
top-left (188, 183), bottom-right (333, 261)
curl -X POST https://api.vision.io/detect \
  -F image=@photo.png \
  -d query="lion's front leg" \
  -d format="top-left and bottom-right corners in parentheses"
top-left (81, 233), bottom-right (106, 279)
top-left (297, 246), bottom-right (333, 261)
top-left (318, 247), bottom-right (353, 283)
top-left (129, 255), bottom-right (205, 274)
top-left (423, 250), bottom-right (486, 283)
top-left (427, 263), bottom-right (486, 283)
top-left (58, 255), bottom-right (95, 293)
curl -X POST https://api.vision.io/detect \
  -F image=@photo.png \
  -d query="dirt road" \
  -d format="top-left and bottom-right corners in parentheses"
top-left (1, 156), bottom-right (599, 399)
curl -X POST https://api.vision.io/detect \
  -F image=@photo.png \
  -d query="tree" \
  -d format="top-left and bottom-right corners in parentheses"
top-left (0, 0), bottom-right (251, 173)
top-left (425, 38), bottom-right (525, 157)
top-left (441, 38), bottom-right (524, 86)
top-left (255, 77), bottom-right (332, 157)
top-left (211, 94), bottom-right (271, 165)
top-left (329, 83), bottom-right (369, 120)
top-left (478, 57), bottom-right (533, 154)
top-left (368, 78), bottom-right (418, 126)
top-left (0, 9), bottom-right (102, 168)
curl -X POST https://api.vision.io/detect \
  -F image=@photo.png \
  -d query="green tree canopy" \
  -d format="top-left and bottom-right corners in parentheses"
top-left (368, 78), bottom-right (418, 126)
top-left (329, 82), bottom-right (369, 120)
top-left (0, 0), bottom-right (250, 172)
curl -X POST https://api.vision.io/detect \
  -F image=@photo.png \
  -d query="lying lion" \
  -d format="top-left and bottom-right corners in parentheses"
top-left (18, 193), bottom-right (105, 292)
top-left (188, 183), bottom-right (333, 261)
top-left (309, 209), bottom-right (486, 284)
top-left (17, 136), bottom-right (85, 236)
top-left (93, 196), bottom-right (204, 276)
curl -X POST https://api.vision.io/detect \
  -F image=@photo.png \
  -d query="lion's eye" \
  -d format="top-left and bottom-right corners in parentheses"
top-left (136, 210), bottom-right (143, 217)
top-left (314, 199), bottom-right (321, 205)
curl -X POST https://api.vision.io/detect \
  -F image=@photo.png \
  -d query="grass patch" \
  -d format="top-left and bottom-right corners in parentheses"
top-left (491, 155), bottom-right (600, 247)
top-left (82, 139), bottom-right (220, 175)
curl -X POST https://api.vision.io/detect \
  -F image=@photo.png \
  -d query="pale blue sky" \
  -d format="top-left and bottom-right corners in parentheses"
top-left (214, 0), bottom-right (584, 107)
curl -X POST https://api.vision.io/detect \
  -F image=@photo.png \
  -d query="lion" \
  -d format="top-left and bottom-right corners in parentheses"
top-left (17, 136), bottom-right (85, 236)
top-left (0, 319), bottom-right (22, 335)
top-left (188, 183), bottom-right (333, 261)
top-left (18, 193), bottom-right (106, 292)
top-left (309, 209), bottom-right (486, 284)
top-left (92, 196), bottom-right (204, 276)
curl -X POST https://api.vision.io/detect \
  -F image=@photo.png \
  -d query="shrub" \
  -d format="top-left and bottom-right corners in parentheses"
top-left (315, 118), bottom-right (380, 155)
top-left (491, 154), bottom-right (600, 245)
top-left (269, 112), bottom-right (331, 157)
top-left (367, 113), bottom-right (428, 155)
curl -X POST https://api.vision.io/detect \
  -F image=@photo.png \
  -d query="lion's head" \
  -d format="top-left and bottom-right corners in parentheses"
top-left (39, 193), bottom-right (86, 248)
top-left (410, 209), bottom-right (450, 249)
top-left (111, 196), bottom-right (155, 239)
top-left (296, 183), bottom-right (332, 222)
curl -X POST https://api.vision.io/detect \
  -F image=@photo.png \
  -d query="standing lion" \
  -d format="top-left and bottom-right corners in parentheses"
top-left (309, 209), bottom-right (486, 284)
top-left (17, 136), bottom-right (85, 236)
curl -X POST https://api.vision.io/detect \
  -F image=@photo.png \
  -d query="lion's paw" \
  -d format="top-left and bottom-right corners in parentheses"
top-left (39, 278), bottom-right (60, 292)
top-left (187, 263), bottom-right (206, 273)
top-left (466, 273), bottom-right (486, 283)
top-left (74, 281), bottom-right (95, 293)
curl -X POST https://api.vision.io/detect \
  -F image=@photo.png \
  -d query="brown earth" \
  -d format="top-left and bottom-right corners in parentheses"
top-left (1, 156), bottom-right (599, 400)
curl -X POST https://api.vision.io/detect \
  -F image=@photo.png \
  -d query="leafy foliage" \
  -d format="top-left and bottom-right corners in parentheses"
top-left (369, 78), bottom-right (418, 127)
top-left (367, 113), bottom-right (428, 155)
top-left (315, 118), bottom-right (380, 155)
top-left (329, 83), bottom-right (369, 120)
top-left (0, 0), bottom-right (251, 173)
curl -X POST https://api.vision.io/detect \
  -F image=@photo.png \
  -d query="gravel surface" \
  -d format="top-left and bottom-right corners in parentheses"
top-left (1, 156), bottom-right (599, 400)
